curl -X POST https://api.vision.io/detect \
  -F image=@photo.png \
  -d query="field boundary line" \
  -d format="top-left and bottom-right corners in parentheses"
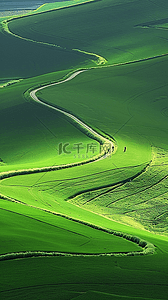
top-left (0, 10), bottom-right (104, 66)
top-left (0, 191), bottom-right (155, 261)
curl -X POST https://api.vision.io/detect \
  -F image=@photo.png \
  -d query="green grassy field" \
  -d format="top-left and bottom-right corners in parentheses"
top-left (0, 0), bottom-right (168, 299)
top-left (0, 22), bottom-right (95, 79)
top-left (7, 0), bottom-right (168, 65)
top-left (1, 252), bottom-right (168, 299)
top-left (0, 70), bottom-right (103, 172)
top-left (1, 201), bottom-right (142, 255)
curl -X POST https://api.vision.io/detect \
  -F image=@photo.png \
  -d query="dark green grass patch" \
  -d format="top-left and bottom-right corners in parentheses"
top-left (8, 0), bottom-right (168, 65)
top-left (0, 26), bottom-right (94, 79)
top-left (0, 252), bottom-right (168, 299)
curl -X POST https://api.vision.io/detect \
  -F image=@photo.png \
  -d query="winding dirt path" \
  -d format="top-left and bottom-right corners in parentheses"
top-left (30, 69), bottom-right (114, 156)
top-left (0, 69), bottom-right (115, 181)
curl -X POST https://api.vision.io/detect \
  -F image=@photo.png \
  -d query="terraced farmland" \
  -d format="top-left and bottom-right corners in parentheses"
top-left (0, 0), bottom-right (168, 299)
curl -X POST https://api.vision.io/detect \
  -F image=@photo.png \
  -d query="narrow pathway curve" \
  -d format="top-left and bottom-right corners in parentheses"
top-left (30, 69), bottom-right (114, 154)
top-left (0, 69), bottom-right (116, 181)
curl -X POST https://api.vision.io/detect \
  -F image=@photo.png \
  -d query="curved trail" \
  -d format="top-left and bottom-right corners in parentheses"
top-left (0, 7), bottom-right (112, 174)
top-left (0, 69), bottom-right (115, 181)
top-left (30, 69), bottom-right (114, 152)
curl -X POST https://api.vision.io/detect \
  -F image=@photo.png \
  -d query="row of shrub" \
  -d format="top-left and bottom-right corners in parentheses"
top-left (0, 190), bottom-right (155, 261)
top-left (54, 213), bottom-right (155, 256)
top-left (0, 150), bottom-right (105, 181)
top-left (1, 146), bottom-right (144, 182)
top-left (0, 193), bottom-right (25, 206)
top-left (0, 235), bottom-right (155, 262)
top-left (1, 20), bottom-right (11, 34)
top-left (1, 16), bottom-right (65, 51)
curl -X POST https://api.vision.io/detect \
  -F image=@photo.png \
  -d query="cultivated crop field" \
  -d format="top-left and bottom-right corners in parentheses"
top-left (0, 0), bottom-right (168, 299)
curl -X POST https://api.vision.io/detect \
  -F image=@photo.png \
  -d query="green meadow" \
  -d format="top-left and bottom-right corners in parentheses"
top-left (7, 0), bottom-right (168, 65)
top-left (0, 22), bottom-right (95, 79)
top-left (0, 0), bottom-right (168, 299)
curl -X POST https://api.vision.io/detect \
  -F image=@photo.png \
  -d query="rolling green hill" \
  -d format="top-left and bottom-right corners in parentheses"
top-left (7, 0), bottom-right (168, 65)
top-left (0, 0), bottom-right (168, 299)
top-left (0, 22), bottom-right (95, 79)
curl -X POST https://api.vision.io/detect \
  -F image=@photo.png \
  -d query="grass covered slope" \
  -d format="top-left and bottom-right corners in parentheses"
top-left (0, 252), bottom-right (168, 299)
top-left (0, 0), bottom-right (168, 299)
top-left (7, 0), bottom-right (168, 65)
top-left (0, 195), bottom-right (168, 299)
top-left (70, 146), bottom-right (168, 233)
top-left (0, 70), bottom-right (101, 172)
top-left (0, 202), bottom-right (142, 255)
top-left (0, 23), bottom-right (95, 80)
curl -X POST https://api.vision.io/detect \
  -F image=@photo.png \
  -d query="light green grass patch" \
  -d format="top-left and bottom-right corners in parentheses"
top-left (34, 0), bottom-right (94, 14)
